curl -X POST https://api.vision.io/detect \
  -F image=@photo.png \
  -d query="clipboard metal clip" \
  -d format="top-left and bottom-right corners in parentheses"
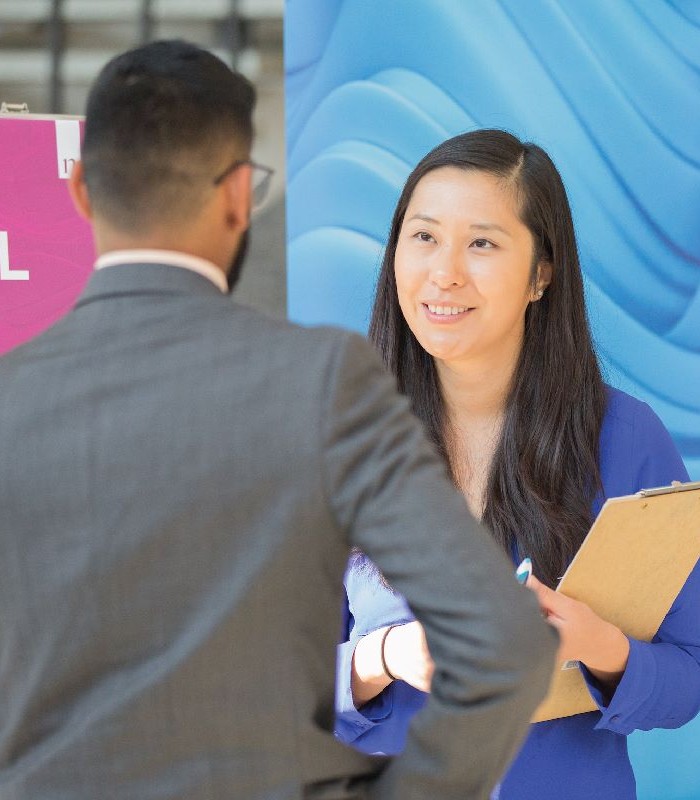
top-left (638, 480), bottom-right (700, 498)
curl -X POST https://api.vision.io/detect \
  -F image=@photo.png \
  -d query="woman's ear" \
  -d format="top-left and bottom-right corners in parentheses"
top-left (532, 260), bottom-right (553, 300)
top-left (67, 161), bottom-right (93, 221)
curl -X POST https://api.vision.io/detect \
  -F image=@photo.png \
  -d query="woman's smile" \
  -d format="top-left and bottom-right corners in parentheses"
top-left (422, 303), bottom-right (476, 323)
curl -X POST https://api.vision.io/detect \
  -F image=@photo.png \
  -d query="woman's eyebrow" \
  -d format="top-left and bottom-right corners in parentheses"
top-left (470, 222), bottom-right (512, 237)
top-left (407, 213), bottom-right (441, 225)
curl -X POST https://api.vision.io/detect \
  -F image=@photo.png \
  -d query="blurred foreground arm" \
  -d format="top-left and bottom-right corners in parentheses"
top-left (323, 335), bottom-right (557, 800)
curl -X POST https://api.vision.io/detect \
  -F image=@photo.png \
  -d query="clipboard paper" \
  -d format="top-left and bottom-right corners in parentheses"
top-left (531, 482), bottom-right (700, 723)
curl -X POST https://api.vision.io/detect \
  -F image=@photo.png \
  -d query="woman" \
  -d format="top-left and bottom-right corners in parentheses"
top-left (335, 130), bottom-right (700, 799)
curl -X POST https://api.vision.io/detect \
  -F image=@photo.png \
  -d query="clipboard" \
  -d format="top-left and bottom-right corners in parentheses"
top-left (531, 480), bottom-right (700, 723)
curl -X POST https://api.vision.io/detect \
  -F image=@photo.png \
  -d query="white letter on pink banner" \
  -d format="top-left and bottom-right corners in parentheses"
top-left (0, 231), bottom-right (29, 281)
top-left (55, 119), bottom-right (81, 179)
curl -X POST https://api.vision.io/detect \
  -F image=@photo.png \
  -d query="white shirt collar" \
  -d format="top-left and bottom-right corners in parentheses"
top-left (94, 250), bottom-right (228, 294)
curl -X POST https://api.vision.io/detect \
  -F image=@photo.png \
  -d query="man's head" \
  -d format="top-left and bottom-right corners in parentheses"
top-left (69, 40), bottom-right (256, 287)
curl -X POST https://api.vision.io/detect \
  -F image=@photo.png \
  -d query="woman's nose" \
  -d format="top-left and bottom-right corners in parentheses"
top-left (428, 248), bottom-right (466, 289)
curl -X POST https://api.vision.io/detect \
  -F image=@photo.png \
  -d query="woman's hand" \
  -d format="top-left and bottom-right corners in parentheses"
top-left (527, 574), bottom-right (630, 689)
top-left (351, 621), bottom-right (434, 707)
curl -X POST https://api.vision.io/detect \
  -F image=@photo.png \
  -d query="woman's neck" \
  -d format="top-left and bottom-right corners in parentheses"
top-left (436, 347), bottom-right (518, 427)
top-left (436, 345), bottom-right (521, 518)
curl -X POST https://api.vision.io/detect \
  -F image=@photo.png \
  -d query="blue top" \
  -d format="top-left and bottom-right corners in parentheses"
top-left (335, 387), bottom-right (700, 800)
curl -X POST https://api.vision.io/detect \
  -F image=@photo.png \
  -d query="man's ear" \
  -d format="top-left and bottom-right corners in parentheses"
top-left (221, 163), bottom-right (253, 233)
top-left (67, 161), bottom-right (93, 221)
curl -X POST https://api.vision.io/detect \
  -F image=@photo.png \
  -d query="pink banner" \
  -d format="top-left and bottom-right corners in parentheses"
top-left (0, 115), bottom-right (93, 355)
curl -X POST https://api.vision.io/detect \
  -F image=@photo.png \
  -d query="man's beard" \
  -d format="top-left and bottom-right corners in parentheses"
top-left (226, 229), bottom-right (250, 293)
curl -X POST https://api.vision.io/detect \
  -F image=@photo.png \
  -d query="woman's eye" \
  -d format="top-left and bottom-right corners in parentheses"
top-left (414, 231), bottom-right (435, 243)
top-left (471, 238), bottom-right (494, 249)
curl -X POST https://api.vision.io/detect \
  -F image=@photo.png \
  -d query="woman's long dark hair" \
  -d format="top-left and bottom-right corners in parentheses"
top-left (369, 129), bottom-right (606, 587)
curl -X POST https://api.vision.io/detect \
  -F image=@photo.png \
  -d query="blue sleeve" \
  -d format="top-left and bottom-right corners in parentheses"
top-left (334, 553), bottom-right (415, 746)
top-left (582, 396), bottom-right (700, 734)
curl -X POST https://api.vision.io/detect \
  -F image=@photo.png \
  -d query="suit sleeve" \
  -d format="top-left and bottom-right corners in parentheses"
top-left (581, 400), bottom-right (700, 734)
top-left (320, 333), bottom-right (558, 800)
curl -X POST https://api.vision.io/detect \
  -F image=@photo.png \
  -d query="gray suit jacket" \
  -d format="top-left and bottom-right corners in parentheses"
top-left (0, 263), bottom-right (555, 800)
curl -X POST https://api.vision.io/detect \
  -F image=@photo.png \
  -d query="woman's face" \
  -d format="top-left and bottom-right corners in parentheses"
top-left (394, 166), bottom-right (548, 366)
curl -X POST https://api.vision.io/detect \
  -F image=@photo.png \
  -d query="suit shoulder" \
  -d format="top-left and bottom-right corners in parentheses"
top-left (228, 304), bottom-right (379, 366)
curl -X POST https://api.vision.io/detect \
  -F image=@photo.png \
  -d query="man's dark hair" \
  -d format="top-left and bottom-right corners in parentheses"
top-left (370, 129), bottom-right (606, 588)
top-left (82, 39), bottom-right (255, 232)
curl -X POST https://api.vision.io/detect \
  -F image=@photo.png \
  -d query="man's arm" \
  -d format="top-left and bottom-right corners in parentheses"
top-left (321, 334), bottom-right (557, 800)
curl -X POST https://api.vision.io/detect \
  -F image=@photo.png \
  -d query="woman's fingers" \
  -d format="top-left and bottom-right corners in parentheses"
top-left (527, 574), bottom-right (568, 620)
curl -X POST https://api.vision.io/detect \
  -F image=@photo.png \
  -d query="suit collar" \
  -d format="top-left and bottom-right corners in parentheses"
top-left (95, 250), bottom-right (228, 293)
top-left (75, 261), bottom-right (227, 310)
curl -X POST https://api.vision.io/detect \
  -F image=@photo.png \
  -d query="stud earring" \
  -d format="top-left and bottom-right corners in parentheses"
top-left (536, 289), bottom-right (544, 298)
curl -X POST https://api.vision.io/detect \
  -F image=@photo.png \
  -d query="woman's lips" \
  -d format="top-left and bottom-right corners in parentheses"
top-left (422, 303), bottom-right (475, 323)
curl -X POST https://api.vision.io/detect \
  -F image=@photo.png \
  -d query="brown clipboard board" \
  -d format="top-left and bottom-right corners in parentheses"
top-left (531, 481), bottom-right (700, 723)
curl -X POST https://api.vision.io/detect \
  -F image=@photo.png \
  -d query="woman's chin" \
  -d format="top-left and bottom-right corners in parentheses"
top-left (421, 342), bottom-right (471, 363)
top-left (410, 328), bottom-right (464, 358)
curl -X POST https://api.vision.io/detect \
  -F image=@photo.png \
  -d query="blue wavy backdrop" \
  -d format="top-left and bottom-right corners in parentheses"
top-left (285, 2), bottom-right (700, 795)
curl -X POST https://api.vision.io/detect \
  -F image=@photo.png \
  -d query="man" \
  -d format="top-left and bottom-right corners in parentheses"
top-left (0, 41), bottom-right (555, 799)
